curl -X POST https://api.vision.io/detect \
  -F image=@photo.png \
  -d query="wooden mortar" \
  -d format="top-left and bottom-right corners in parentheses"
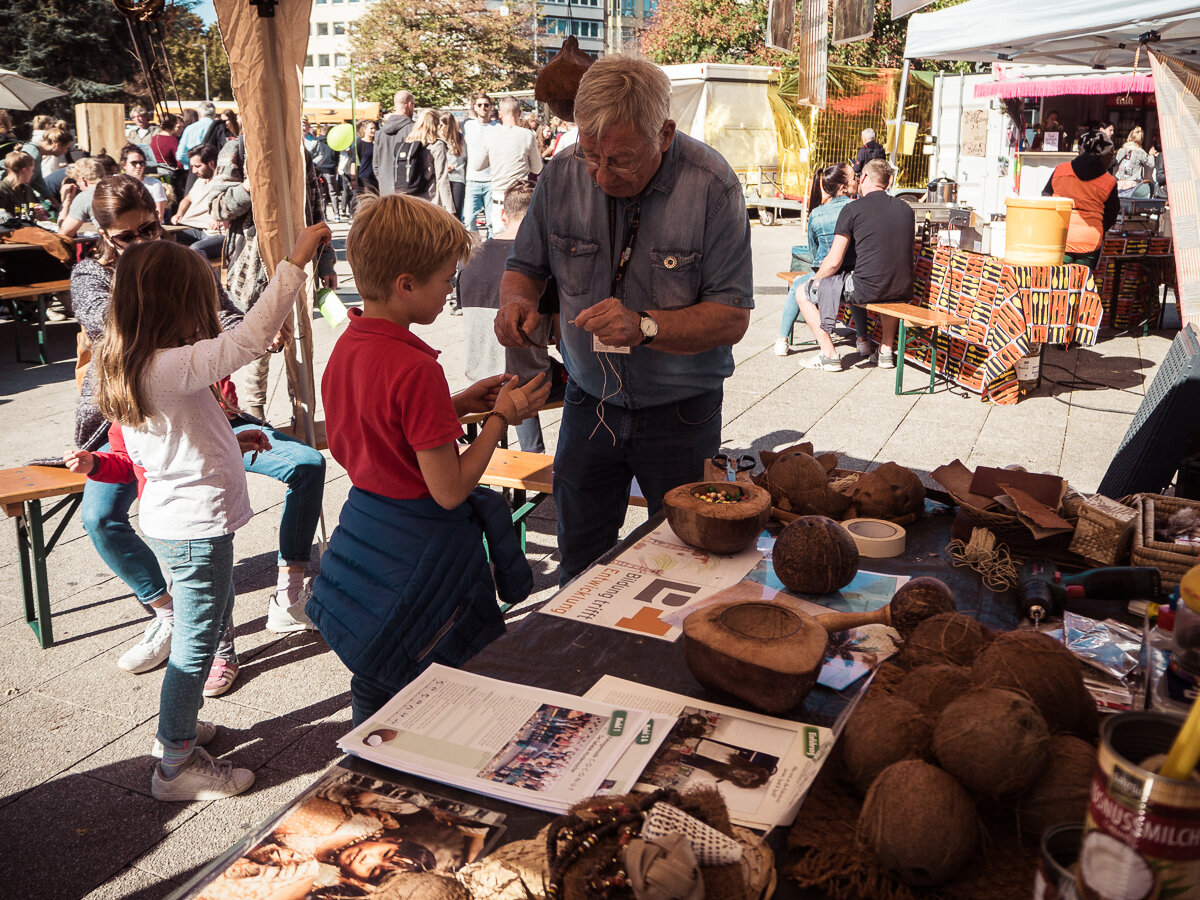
top-left (663, 481), bottom-right (772, 554)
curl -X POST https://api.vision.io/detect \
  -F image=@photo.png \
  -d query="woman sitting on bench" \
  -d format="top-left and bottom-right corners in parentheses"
top-left (69, 175), bottom-right (326, 694)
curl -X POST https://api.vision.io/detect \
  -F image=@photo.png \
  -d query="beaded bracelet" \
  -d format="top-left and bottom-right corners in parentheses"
top-left (482, 410), bottom-right (510, 429)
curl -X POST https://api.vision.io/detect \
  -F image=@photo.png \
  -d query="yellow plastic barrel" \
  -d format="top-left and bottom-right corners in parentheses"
top-left (1004, 197), bottom-right (1073, 266)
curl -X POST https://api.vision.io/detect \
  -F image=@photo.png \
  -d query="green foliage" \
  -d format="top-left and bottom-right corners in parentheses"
top-left (0, 0), bottom-right (143, 122)
top-left (828, 0), bottom-right (969, 72)
top-left (342, 0), bottom-right (538, 110)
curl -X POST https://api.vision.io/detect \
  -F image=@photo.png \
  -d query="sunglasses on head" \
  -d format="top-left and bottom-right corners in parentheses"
top-left (108, 220), bottom-right (161, 246)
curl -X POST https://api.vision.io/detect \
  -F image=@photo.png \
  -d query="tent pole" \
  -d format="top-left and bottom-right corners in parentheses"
top-left (889, 58), bottom-right (911, 167)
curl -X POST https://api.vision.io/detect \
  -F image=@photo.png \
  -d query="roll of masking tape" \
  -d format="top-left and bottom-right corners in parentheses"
top-left (842, 518), bottom-right (906, 558)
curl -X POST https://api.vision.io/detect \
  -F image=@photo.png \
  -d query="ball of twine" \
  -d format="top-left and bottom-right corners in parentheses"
top-left (946, 527), bottom-right (1019, 591)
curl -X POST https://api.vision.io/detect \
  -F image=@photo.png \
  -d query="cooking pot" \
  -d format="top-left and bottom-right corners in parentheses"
top-left (927, 177), bottom-right (958, 204)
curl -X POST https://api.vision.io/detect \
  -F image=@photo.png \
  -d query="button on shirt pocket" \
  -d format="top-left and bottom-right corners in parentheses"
top-left (549, 232), bottom-right (600, 298)
top-left (650, 249), bottom-right (703, 308)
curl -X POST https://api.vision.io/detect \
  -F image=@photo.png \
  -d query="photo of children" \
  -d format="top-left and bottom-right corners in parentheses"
top-left (635, 710), bottom-right (783, 813)
top-left (193, 768), bottom-right (504, 900)
top-left (476, 705), bottom-right (607, 792)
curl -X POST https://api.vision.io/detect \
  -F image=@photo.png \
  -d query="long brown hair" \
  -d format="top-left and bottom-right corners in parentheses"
top-left (95, 241), bottom-right (221, 427)
top-left (407, 109), bottom-right (442, 145)
top-left (438, 112), bottom-right (463, 157)
top-left (92, 175), bottom-right (157, 267)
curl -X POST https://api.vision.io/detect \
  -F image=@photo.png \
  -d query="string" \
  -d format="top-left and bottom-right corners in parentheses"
top-left (946, 527), bottom-right (1019, 591)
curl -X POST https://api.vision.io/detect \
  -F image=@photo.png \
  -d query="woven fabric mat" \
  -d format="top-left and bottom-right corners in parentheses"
top-left (786, 760), bottom-right (1037, 900)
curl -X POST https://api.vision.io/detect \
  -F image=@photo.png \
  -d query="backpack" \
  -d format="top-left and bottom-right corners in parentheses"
top-left (394, 139), bottom-right (432, 196)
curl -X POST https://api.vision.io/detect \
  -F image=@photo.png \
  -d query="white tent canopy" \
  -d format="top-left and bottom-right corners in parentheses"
top-left (903, 0), bottom-right (1200, 67)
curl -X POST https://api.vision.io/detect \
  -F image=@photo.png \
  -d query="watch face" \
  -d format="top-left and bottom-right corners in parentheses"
top-left (641, 314), bottom-right (658, 337)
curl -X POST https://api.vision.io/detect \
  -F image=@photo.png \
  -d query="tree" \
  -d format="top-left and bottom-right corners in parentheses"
top-left (157, 4), bottom-right (234, 103)
top-left (0, 0), bottom-right (143, 122)
top-left (341, 0), bottom-right (538, 110)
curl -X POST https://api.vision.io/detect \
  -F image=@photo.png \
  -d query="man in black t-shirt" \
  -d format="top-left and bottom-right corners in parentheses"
top-left (810, 159), bottom-right (914, 369)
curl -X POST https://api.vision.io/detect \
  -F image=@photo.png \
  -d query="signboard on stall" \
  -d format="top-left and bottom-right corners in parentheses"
top-left (1108, 92), bottom-right (1156, 108)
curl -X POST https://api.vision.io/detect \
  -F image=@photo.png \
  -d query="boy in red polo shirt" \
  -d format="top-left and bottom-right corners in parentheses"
top-left (310, 194), bottom-right (550, 722)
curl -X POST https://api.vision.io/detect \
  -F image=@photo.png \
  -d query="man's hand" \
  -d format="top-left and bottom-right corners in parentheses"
top-left (495, 300), bottom-right (543, 348)
top-left (64, 449), bottom-right (94, 475)
top-left (575, 297), bottom-right (641, 347)
top-left (454, 373), bottom-right (509, 416)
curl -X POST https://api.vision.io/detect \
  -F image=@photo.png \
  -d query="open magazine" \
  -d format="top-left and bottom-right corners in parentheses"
top-left (338, 665), bottom-right (670, 814)
top-left (177, 765), bottom-right (506, 900)
top-left (584, 675), bottom-right (835, 831)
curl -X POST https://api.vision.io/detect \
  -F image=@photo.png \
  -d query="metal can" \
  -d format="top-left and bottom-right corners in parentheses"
top-left (1035, 823), bottom-right (1083, 900)
top-left (1081, 711), bottom-right (1200, 900)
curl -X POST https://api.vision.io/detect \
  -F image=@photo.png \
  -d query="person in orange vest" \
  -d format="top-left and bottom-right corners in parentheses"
top-left (1042, 130), bottom-right (1118, 270)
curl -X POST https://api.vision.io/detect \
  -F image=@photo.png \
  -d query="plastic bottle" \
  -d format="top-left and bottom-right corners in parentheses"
top-left (1166, 567), bottom-right (1200, 702)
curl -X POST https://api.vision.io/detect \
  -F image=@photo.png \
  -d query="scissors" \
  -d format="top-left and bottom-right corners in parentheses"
top-left (711, 453), bottom-right (755, 481)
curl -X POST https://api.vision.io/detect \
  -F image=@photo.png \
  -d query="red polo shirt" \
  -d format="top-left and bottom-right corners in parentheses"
top-left (322, 309), bottom-right (464, 500)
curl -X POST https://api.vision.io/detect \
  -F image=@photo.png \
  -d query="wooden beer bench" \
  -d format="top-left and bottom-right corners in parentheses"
top-left (1, 279), bottom-right (73, 365)
top-left (865, 302), bottom-right (968, 396)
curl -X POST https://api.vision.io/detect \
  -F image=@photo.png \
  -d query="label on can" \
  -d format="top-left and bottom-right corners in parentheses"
top-left (1016, 354), bottom-right (1041, 382)
top-left (1083, 762), bottom-right (1200, 898)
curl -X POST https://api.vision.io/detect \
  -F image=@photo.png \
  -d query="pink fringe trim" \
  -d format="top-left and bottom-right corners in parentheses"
top-left (974, 73), bottom-right (1154, 99)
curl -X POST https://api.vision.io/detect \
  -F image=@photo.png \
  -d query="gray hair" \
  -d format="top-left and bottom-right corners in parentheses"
top-left (197, 101), bottom-right (216, 118)
top-left (574, 55), bottom-right (670, 147)
top-left (862, 128), bottom-right (876, 142)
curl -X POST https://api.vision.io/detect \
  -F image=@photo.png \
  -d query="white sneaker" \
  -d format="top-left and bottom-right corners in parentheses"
top-left (773, 337), bottom-right (790, 357)
top-left (151, 747), bottom-right (254, 801)
top-left (118, 618), bottom-right (172, 674)
top-left (856, 339), bottom-right (874, 358)
top-left (801, 353), bottom-right (842, 372)
top-left (152, 720), bottom-right (217, 759)
top-left (876, 350), bottom-right (897, 370)
top-left (266, 584), bottom-right (316, 633)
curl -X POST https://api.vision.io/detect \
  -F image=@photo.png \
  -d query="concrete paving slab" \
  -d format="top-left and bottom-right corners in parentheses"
top-left (82, 865), bottom-right (180, 900)
top-left (0, 690), bottom-right (140, 803)
top-left (265, 708), bottom-right (354, 777)
top-left (0, 771), bottom-right (188, 900)
top-left (216, 633), bottom-right (348, 717)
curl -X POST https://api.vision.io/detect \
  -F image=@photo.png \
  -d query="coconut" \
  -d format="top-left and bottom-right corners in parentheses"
top-left (663, 481), bottom-right (773, 554)
top-left (1078, 830), bottom-right (1157, 900)
top-left (903, 612), bottom-right (990, 668)
top-left (1015, 735), bottom-right (1097, 840)
top-left (762, 451), bottom-right (852, 518)
top-left (772, 516), bottom-right (860, 594)
top-left (971, 630), bottom-right (1086, 733)
top-left (533, 36), bottom-right (593, 121)
top-left (858, 759), bottom-right (979, 887)
top-left (933, 688), bottom-right (1051, 797)
top-left (895, 665), bottom-right (970, 713)
top-left (846, 462), bottom-right (926, 520)
top-left (867, 662), bottom-right (909, 698)
top-left (839, 695), bottom-right (933, 795)
top-left (1070, 681), bottom-right (1101, 743)
top-left (889, 577), bottom-right (957, 637)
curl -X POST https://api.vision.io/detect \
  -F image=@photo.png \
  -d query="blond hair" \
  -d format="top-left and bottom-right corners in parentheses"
top-left (96, 241), bottom-right (221, 427)
top-left (575, 55), bottom-right (670, 146)
top-left (32, 114), bottom-right (53, 131)
top-left (438, 112), bottom-right (463, 157)
top-left (43, 127), bottom-right (72, 148)
top-left (407, 110), bottom-right (442, 145)
top-left (861, 158), bottom-right (894, 189)
top-left (71, 157), bottom-right (109, 185)
top-left (346, 194), bottom-right (473, 303)
top-left (1125, 126), bottom-right (1144, 147)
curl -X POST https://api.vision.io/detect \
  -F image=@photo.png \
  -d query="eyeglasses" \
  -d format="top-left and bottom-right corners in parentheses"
top-left (106, 220), bottom-right (161, 247)
top-left (571, 142), bottom-right (652, 177)
top-left (126, 159), bottom-right (146, 167)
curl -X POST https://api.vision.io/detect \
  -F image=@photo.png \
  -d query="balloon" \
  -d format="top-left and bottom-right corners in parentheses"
top-left (327, 123), bottom-right (354, 152)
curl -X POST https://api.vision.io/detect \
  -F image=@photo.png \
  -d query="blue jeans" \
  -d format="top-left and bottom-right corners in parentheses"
top-left (780, 274), bottom-right (812, 338)
top-left (146, 534), bottom-right (235, 749)
top-left (554, 381), bottom-right (723, 583)
top-left (233, 421), bottom-right (326, 566)
top-left (463, 180), bottom-right (492, 236)
top-left (80, 453), bottom-right (169, 605)
top-left (350, 672), bottom-right (395, 726)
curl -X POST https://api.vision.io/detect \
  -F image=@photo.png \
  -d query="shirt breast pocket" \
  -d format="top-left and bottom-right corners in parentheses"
top-left (650, 248), bottom-right (703, 309)
top-left (549, 232), bottom-right (600, 298)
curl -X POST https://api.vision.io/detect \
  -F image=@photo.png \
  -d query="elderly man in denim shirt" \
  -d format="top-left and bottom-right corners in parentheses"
top-left (496, 55), bottom-right (754, 583)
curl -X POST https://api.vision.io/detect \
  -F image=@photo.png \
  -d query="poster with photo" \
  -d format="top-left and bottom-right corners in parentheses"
top-left (585, 676), bottom-right (834, 830)
top-left (182, 766), bottom-right (505, 900)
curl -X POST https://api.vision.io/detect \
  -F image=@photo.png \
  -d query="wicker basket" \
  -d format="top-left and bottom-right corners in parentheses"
top-left (1132, 494), bottom-right (1200, 589)
top-left (1070, 495), bottom-right (1139, 566)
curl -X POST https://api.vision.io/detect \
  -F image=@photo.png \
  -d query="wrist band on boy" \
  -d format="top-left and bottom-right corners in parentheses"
top-left (482, 411), bottom-right (510, 430)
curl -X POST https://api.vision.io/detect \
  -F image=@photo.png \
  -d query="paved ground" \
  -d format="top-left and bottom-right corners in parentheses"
top-left (0, 219), bottom-right (1178, 898)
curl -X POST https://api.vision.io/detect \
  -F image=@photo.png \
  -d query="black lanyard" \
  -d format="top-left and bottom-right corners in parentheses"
top-left (608, 196), bottom-right (642, 298)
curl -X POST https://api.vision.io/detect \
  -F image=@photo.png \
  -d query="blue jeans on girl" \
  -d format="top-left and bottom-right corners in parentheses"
top-left (146, 533), bottom-right (236, 751)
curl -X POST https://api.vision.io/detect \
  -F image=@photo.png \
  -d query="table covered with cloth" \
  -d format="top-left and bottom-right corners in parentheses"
top-left (1094, 231), bottom-right (1174, 331)
top-left (842, 246), bottom-right (1104, 404)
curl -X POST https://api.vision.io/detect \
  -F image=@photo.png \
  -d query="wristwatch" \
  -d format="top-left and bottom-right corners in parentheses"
top-left (638, 312), bottom-right (659, 346)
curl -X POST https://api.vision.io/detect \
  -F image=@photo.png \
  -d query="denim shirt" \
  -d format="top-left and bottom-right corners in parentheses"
top-left (506, 131), bottom-right (753, 408)
top-left (806, 195), bottom-right (853, 269)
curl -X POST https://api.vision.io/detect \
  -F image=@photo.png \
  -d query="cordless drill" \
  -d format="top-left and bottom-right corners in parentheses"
top-left (1018, 559), bottom-right (1163, 625)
